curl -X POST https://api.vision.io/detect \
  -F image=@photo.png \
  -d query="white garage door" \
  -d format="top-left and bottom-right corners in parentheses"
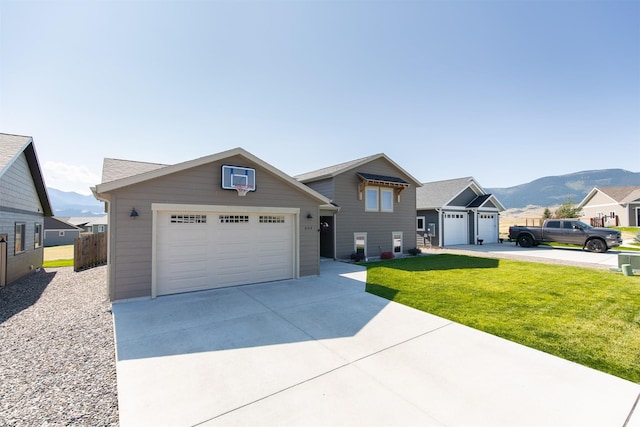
top-left (156, 211), bottom-right (295, 296)
top-left (477, 213), bottom-right (498, 244)
top-left (443, 212), bottom-right (468, 246)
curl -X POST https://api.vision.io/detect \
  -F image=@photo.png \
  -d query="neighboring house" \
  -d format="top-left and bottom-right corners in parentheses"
top-left (0, 133), bottom-right (53, 286)
top-left (64, 215), bottom-right (108, 233)
top-left (295, 154), bottom-right (421, 260)
top-left (577, 186), bottom-right (640, 227)
top-left (416, 177), bottom-right (505, 247)
top-left (93, 148), bottom-right (333, 301)
top-left (43, 217), bottom-right (83, 247)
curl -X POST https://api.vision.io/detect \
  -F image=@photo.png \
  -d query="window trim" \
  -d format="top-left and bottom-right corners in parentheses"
top-left (380, 188), bottom-right (394, 212)
top-left (15, 222), bottom-right (26, 254)
top-left (365, 186), bottom-right (379, 212)
top-left (34, 223), bottom-right (42, 249)
top-left (392, 231), bottom-right (403, 254)
top-left (354, 232), bottom-right (367, 257)
top-left (416, 216), bottom-right (425, 231)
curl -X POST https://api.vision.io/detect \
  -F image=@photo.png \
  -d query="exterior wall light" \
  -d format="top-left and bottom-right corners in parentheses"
top-left (130, 208), bottom-right (139, 219)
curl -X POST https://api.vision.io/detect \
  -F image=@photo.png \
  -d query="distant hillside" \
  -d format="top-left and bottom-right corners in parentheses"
top-left (47, 188), bottom-right (105, 217)
top-left (486, 169), bottom-right (640, 209)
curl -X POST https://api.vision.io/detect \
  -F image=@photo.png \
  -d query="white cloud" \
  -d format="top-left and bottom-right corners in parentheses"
top-left (42, 161), bottom-right (101, 195)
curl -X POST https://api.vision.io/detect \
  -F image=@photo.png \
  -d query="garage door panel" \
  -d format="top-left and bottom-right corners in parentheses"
top-left (478, 213), bottom-right (498, 243)
top-left (443, 212), bottom-right (468, 246)
top-left (156, 211), bottom-right (295, 296)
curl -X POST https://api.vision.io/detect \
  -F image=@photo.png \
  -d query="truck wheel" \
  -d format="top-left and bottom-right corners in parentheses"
top-left (517, 234), bottom-right (534, 248)
top-left (586, 238), bottom-right (607, 253)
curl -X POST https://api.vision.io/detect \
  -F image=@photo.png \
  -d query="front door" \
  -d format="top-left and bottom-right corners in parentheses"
top-left (319, 216), bottom-right (334, 258)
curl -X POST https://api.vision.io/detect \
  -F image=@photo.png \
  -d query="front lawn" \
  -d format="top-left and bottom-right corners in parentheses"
top-left (364, 254), bottom-right (640, 383)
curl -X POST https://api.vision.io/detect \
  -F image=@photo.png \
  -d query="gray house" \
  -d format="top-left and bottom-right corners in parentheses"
top-left (93, 148), bottom-right (333, 301)
top-left (416, 177), bottom-right (505, 247)
top-left (0, 133), bottom-right (52, 286)
top-left (65, 215), bottom-right (108, 233)
top-left (43, 217), bottom-right (82, 247)
top-left (295, 154), bottom-right (421, 260)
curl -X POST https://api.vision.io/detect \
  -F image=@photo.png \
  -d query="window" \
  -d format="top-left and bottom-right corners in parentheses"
top-left (354, 232), bottom-right (367, 256)
top-left (380, 189), bottom-right (393, 212)
top-left (259, 215), bottom-right (285, 223)
top-left (365, 186), bottom-right (394, 212)
top-left (97, 225), bottom-right (105, 232)
top-left (416, 216), bottom-right (425, 231)
top-left (15, 223), bottom-right (25, 254)
top-left (34, 223), bottom-right (42, 249)
top-left (365, 187), bottom-right (379, 211)
top-left (171, 214), bottom-right (207, 224)
top-left (219, 215), bottom-right (249, 223)
top-left (392, 232), bottom-right (403, 254)
top-left (546, 221), bottom-right (560, 228)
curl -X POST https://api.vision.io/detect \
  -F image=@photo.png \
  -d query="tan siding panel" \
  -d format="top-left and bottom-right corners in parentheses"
top-left (332, 157), bottom-right (417, 259)
top-left (107, 156), bottom-right (320, 300)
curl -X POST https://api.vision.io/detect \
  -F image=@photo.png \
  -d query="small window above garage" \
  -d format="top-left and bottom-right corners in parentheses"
top-left (357, 172), bottom-right (410, 204)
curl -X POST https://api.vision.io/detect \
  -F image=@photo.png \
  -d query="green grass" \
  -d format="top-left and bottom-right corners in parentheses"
top-left (613, 226), bottom-right (640, 234)
top-left (43, 259), bottom-right (74, 268)
top-left (364, 254), bottom-right (640, 383)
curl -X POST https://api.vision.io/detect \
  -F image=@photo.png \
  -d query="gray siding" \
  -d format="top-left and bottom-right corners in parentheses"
top-left (416, 210), bottom-right (440, 247)
top-left (44, 229), bottom-right (81, 247)
top-left (305, 178), bottom-right (334, 200)
top-left (0, 153), bottom-right (44, 284)
top-left (332, 157), bottom-right (417, 259)
top-left (450, 187), bottom-right (477, 206)
top-left (105, 155), bottom-right (322, 301)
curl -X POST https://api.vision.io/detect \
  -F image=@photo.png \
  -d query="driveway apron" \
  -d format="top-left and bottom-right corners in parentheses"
top-left (112, 261), bottom-right (640, 427)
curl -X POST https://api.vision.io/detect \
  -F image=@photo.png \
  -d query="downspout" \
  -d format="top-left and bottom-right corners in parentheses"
top-left (91, 188), bottom-right (113, 301)
top-left (435, 208), bottom-right (442, 247)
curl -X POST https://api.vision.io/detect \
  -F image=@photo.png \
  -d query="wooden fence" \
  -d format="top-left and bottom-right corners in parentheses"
top-left (74, 233), bottom-right (107, 272)
top-left (590, 216), bottom-right (619, 227)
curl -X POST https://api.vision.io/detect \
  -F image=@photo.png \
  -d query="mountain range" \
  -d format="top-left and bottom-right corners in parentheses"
top-left (47, 188), bottom-right (105, 217)
top-left (46, 168), bottom-right (640, 216)
top-left (486, 169), bottom-right (640, 209)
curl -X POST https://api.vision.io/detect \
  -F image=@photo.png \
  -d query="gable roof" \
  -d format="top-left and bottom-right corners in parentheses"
top-left (417, 176), bottom-right (505, 211)
top-left (578, 186), bottom-right (640, 208)
top-left (64, 216), bottom-right (108, 227)
top-left (417, 177), bottom-right (477, 209)
top-left (0, 133), bottom-right (53, 216)
top-left (94, 147), bottom-right (331, 205)
top-left (295, 153), bottom-right (422, 186)
top-left (44, 217), bottom-right (83, 230)
top-left (102, 158), bottom-right (168, 183)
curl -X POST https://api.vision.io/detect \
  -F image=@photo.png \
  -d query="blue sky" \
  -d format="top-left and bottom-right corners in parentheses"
top-left (1, 0), bottom-right (638, 195)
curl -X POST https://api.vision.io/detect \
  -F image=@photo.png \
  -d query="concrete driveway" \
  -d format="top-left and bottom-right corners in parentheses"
top-left (428, 241), bottom-right (630, 270)
top-left (113, 260), bottom-right (639, 427)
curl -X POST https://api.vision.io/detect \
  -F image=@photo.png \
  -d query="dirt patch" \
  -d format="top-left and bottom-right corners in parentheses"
top-left (44, 244), bottom-right (74, 261)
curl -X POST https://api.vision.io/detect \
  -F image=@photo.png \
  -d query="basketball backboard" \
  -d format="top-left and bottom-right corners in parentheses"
top-left (221, 165), bottom-right (256, 192)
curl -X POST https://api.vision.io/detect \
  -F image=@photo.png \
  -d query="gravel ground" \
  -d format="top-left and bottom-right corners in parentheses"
top-left (0, 266), bottom-right (118, 426)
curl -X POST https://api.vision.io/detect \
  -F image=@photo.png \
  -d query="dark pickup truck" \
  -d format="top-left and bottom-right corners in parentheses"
top-left (508, 219), bottom-right (623, 253)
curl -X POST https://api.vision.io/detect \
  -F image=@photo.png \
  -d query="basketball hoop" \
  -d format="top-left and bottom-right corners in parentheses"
top-left (234, 183), bottom-right (253, 196)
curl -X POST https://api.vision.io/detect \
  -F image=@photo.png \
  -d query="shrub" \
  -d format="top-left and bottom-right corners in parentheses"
top-left (380, 251), bottom-right (394, 260)
top-left (350, 252), bottom-right (366, 262)
top-left (408, 247), bottom-right (422, 256)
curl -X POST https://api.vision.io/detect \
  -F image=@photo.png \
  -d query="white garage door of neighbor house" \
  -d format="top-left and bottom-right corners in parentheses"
top-left (443, 212), bottom-right (468, 246)
top-left (477, 213), bottom-right (498, 244)
top-left (156, 211), bottom-right (295, 296)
